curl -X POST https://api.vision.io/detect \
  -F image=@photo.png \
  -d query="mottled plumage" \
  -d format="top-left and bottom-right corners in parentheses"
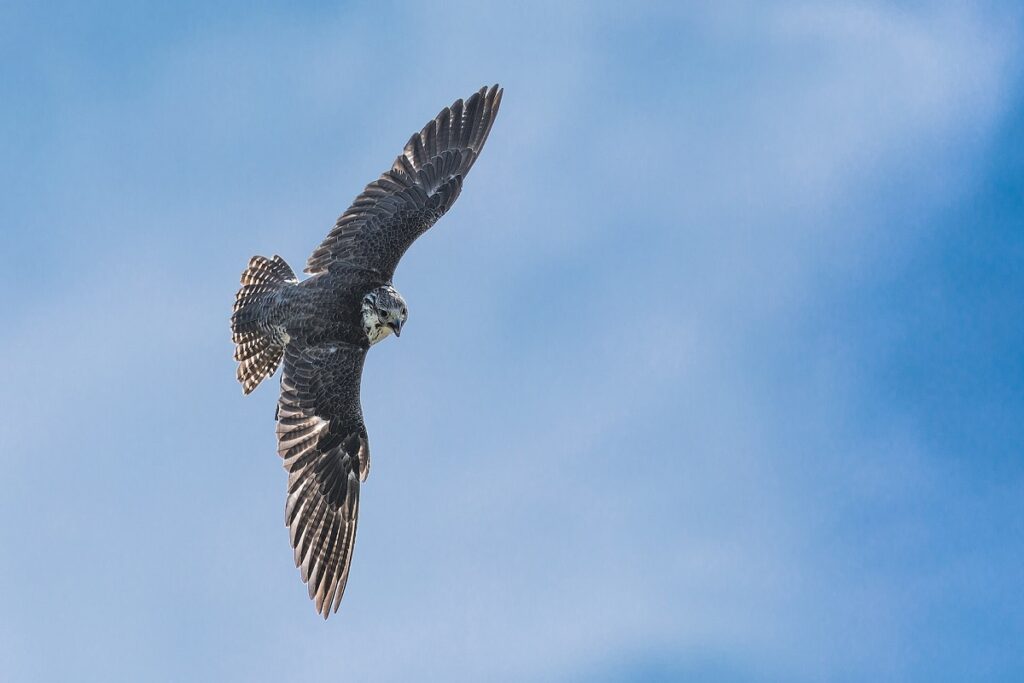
top-left (230, 85), bottom-right (502, 617)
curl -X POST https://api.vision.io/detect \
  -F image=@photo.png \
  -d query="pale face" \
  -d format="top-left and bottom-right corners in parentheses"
top-left (361, 285), bottom-right (408, 345)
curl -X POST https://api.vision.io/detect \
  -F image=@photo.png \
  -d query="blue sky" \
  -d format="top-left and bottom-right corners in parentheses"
top-left (2, 1), bottom-right (1022, 681)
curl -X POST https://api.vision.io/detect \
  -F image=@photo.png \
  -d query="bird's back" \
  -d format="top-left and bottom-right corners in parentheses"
top-left (284, 270), bottom-right (380, 348)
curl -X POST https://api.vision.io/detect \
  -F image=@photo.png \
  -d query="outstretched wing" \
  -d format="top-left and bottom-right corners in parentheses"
top-left (306, 84), bottom-right (503, 278)
top-left (276, 342), bottom-right (370, 618)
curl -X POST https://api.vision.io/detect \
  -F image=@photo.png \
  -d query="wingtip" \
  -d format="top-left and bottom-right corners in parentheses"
top-left (479, 83), bottom-right (502, 101)
top-left (314, 592), bottom-right (339, 620)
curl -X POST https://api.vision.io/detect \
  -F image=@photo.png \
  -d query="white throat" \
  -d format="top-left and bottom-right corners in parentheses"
top-left (361, 301), bottom-right (393, 345)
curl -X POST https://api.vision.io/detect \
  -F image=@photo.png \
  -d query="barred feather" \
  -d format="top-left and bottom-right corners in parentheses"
top-left (231, 255), bottom-right (297, 394)
top-left (276, 343), bottom-right (368, 618)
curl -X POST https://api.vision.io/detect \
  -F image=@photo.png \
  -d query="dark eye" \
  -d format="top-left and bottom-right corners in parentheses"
top-left (379, 310), bottom-right (389, 320)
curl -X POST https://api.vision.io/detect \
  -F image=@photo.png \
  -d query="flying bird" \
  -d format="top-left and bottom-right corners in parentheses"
top-left (230, 85), bottom-right (503, 617)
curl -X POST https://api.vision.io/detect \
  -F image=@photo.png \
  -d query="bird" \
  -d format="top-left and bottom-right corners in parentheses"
top-left (230, 85), bottom-right (503, 617)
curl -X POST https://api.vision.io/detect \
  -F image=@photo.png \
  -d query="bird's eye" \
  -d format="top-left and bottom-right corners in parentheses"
top-left (379, 310), bottom-right (389, 320)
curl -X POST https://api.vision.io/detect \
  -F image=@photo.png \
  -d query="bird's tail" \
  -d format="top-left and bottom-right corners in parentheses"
top-left (231, 255), bottom-right (297, 394)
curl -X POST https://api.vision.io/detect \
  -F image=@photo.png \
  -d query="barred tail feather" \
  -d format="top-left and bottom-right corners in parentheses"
top-left (231, 255), bottom-right (297, 394)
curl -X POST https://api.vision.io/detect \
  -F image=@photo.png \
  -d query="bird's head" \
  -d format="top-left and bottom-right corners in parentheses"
top-left (361, 284), bottom-right (408, 345)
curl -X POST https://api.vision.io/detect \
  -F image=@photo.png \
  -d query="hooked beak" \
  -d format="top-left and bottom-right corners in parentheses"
top-left (389, 320), bottom-right (402, 337)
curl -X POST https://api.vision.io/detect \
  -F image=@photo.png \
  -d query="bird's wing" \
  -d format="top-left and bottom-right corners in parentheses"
top-left (276, 341), bottom-right (370, 618)
top-left (305, 84), bottom-right (503, 278)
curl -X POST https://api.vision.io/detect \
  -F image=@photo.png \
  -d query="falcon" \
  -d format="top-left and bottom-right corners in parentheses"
top-left (230, 85), bottom-right (503, 617)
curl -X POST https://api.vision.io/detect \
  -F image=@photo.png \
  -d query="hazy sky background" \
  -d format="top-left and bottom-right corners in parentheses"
top-left (2, 1), bottom-right (1023, 681)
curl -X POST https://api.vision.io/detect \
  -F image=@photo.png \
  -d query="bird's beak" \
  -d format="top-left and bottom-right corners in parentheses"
top-left (390, 320), bottom-right (402, 337)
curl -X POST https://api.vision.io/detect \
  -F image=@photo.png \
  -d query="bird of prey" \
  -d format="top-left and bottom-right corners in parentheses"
top-left (230, 85), bottom-right (502, 617)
